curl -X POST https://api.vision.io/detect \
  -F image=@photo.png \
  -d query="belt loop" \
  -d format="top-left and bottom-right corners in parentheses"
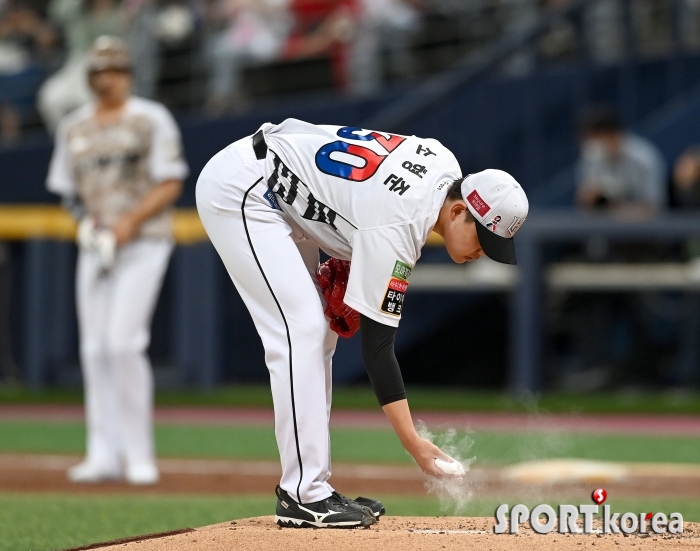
top-left (252, 130), bottom-right (268, 160)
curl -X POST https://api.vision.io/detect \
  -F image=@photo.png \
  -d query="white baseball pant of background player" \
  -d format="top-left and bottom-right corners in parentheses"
top-left (196, 137), bottom-right (339, 504)
top-left (77, 239), bottom-right (173, 480)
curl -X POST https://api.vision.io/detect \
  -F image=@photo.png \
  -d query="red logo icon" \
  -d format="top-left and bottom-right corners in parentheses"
top-left (592, 488), bottom-right (607, 505)
top-left (466, 190), bottom-right (491, 216)
top-left (388, 278), bottom-right (408, 293)
top-left (645, 512), bottom-right (653, 520)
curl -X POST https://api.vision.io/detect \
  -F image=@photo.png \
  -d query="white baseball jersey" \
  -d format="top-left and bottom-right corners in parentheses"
top-left (47, 97), bottom-right (189, 238)
top-left (260, 118), bottom-right (462, 327)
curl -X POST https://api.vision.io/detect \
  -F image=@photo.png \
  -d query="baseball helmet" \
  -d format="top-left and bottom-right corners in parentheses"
top-left (86, 36), bottom-right (131, 73)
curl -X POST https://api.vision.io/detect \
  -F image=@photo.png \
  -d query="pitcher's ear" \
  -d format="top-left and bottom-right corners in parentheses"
top-left (450, 201), bottom-right (467, 221)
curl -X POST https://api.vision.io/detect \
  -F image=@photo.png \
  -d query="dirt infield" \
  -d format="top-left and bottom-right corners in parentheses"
top-left (67, 516), bottom-right (700, 551)
top-left (4, 454), bottom-right (700, 498)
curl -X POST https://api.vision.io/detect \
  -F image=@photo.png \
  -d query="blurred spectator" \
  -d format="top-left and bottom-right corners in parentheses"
top-left (566, 103), bottom-right (669, 387)
top-left (584, 0), bottom-right (625, 64)
top-left (284, 0), bottom-right (356, 91)
top-left (203, 0), bottom-right (293, 115)
top-left (0, 0), bottom-right (56, 143)
top-left (576, 104), bottom-right (666, 218)
top-left (124, 0), bottom-right (191, 101)
top-left (348, 0), bottom-right (421, 95)
top-left (672, 146), bottom-right (700, 209)
top-left (633, 0), bottom-right (674, 58)
top-left (284, 0), bottom-right (354, 54)
top-left (679, 0), bottom-right (700, 52)
top-left (204, 0), bottom-right (361, 115)
top-left (38, 0), bottom-right (127, 132)
top-left (538, 0), bottom-right (578, 63)
top-left (500, 0), bottom-right (538, 76)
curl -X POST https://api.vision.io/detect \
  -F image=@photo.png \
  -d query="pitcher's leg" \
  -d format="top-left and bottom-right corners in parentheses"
top-left (295, 238), bottom-right (338, 482)
top-left (105, 239), bottom-right (173, 482)
top-left (321, 325), bottom-right (337, 481)
top-left (198, 176), bottom-right (333, 504)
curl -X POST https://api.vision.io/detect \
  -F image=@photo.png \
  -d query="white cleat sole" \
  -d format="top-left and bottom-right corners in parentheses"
top-left (275, 515), bottom-right (374, 529)
top-left (67, 469), bottom-right (122, 484)
top-left (125, 463), bottom-right (160, 485)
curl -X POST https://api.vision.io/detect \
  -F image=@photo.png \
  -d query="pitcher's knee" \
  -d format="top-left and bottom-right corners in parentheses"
top-left (292, 312), bottom-right (328, 344)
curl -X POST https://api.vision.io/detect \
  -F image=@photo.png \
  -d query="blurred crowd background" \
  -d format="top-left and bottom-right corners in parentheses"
top-left (3, 0), bottom-right (700, 141)
top-left (3, 0), bottom-right (700, 395)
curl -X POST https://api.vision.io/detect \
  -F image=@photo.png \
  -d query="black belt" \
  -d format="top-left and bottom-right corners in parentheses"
top-left (252, 130), bottom-right (268, 160)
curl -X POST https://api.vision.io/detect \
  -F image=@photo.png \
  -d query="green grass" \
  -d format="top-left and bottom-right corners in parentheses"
top-left (2, 384), bottom-right (700, 414)
top-left (2, 493), bottom-right (699, 551)
top-left (2, 421), bottom-right (700, 465)
top-left (0, 494), bottom-right (272, 551)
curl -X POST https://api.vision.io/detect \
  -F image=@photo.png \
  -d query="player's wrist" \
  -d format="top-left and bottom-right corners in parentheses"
top-left (400, 430), bottom-right (422, 452)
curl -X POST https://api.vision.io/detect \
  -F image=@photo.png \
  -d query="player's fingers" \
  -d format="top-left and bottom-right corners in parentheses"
top-left (424, 462), bottom-right (462, 480)
top-left (418, 453), bottom-right (450, 479)
top-left (427, 442), bottom-right (452, 463)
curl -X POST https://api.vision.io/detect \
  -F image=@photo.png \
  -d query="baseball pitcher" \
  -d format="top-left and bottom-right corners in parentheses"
top-left (47, 36), bottom-right (189, 485)
top-left (196, 119), bottom-right (528, 527)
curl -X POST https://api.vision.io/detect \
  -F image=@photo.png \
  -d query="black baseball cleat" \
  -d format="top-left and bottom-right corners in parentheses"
top-left (275, 486), bottom-right (376, 529)
top-left (332, 491), bottom-right (385, 520)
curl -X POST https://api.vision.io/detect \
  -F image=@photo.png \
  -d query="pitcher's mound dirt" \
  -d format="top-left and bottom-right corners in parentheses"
top-left (92, 516), bottom-right (700, 551)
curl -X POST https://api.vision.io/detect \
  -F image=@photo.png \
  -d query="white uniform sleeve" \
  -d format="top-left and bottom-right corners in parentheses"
top-left (344, 225), bottom-right (417, 327)
top-left (46, 117), bottom-right (76, 197)
top-left (149, 105), bottom-right (189, 183)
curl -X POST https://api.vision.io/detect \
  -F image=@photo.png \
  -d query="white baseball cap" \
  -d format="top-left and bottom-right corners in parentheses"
top-left (461, 169), bottom-right (529, 265)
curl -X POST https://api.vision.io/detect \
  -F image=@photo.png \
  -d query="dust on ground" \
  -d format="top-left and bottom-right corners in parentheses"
top-left (64, 516), bottom-right (700, 551)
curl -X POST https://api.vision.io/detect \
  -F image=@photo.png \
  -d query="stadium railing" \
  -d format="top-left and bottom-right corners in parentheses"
top-left (7, 206), bottom-right (700, 394)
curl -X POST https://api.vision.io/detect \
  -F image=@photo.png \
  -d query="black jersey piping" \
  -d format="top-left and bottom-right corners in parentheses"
top-left (241, 176), bottom-right (304, 504)
top-left (267, 149), bottom-right (358, 231)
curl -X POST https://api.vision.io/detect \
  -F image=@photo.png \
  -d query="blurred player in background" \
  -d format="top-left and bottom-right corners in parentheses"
top-left (46, 36), bottom-right (189, 484)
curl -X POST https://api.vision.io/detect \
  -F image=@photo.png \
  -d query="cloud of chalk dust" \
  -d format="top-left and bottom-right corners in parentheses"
top-left (415, 421), bottom-right (476, 514)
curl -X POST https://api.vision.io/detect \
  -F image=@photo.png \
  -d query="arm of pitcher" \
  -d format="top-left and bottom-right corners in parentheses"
top-left (360, 314), bottom-right (450, 478)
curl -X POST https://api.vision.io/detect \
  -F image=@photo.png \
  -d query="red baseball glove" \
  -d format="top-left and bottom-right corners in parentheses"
top-left (317, 258), bottom-right (360, 338)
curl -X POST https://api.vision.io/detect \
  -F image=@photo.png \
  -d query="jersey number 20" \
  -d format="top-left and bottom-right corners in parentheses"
top-left (315, 127), bottom-right (406, 182)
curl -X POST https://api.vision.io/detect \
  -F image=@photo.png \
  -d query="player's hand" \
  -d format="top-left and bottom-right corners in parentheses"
top-left (112, 214), bottom-right (139, 246)
top-left (406, 436), bottom-right (456, 479)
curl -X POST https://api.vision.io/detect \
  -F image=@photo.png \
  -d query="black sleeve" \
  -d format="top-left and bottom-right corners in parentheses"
top-left (360, 314), bottom-right (406, 406)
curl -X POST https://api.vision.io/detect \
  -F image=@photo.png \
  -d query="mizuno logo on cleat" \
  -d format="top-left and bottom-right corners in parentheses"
top-left (298, 504), bottom-right (335, 523)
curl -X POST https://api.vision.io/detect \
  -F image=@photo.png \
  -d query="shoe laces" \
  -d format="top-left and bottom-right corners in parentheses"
top-left (332, 491), bottom-right (350, 503)
top-left (328, 492), bottom-right (351, 508)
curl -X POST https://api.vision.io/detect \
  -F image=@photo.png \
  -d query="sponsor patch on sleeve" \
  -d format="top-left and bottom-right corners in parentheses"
top-left (381, 277), bottom-right (408, 316)
top-left (392, 260), bottom-right (412, 281)
top-left (466, 190), bottom-right (491, 216)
